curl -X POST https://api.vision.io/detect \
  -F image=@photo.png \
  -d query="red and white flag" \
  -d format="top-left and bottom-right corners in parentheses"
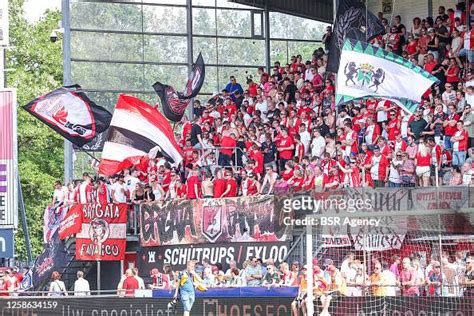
top-left (99, 94), bottom-right (183, 176)
top-left (75, 204), bottom-right (128, 261)
top-left (58, 204), bottom-right (83, 240)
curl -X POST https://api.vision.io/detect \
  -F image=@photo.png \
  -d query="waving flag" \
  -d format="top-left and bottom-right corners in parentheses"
top-left (153, 53), bottom-right (205, 122)
top-left (99, 94), bottom-right (183, 176)
top-left (23, 85), bottom-right (112, 147)
top-left (327, 0), bottom-right (385, 73)
top-left (335, 39), bottom-right (438, 109)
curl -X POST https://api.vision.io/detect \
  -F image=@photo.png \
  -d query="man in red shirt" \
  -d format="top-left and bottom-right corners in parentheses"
top-left (97, 177), bottom-right (108, 204)
top-left (386, 110), bottom-right (401, 142)
top-left (213, 168), bottom-right (227, 198)
top-left (276, 128), bottom-right (294, 172)
top-left (400, 258), bottom-right (419, 296)
top-left (0, 270), bottom-right (13, 297)
top-left (443, 103), bottom-right (460, 150)
top-left (186, 169), bottom-right (201, 200)
top-left (221, 170), bottom-right (237, 198)
top-left (248, 144), bottom-right (264, 176)
top-left (121, 269), bottom-right (139, 297)
top-left (452, 120), bottom-right (469, 167)
top-left (366, 145), bottom-right (390, 188)
top-left (161, 163), bottom-right (172, 193)
top-left (219, 133), bottom-right (237, 167)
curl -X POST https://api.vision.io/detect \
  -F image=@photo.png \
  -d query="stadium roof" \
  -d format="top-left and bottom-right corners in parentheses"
top-left (230, 0), bottom-right (333, 23)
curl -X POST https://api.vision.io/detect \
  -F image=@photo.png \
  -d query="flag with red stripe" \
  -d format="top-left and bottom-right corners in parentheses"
top-left (58, 204), bottom-right (83, 240)
top-left (75, 204), bottom-right (128, 261)
top-left (99, 94), bottom-right (183, 176)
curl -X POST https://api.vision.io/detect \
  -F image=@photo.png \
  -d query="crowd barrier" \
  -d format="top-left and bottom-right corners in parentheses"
top-left (0, 296), bottom-right (472, 316)
top-left (149, 286), bottom-right (299, 298)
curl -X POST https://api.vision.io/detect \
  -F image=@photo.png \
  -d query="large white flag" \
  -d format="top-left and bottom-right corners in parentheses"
top-left (336, 39), bottom-right (438, 112)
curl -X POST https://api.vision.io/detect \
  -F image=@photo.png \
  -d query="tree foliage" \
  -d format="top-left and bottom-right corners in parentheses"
top-left (7, 0), bottom-right (63, 260)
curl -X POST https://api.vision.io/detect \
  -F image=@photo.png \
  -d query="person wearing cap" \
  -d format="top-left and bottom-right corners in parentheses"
top-left (73, 271), bottom-right (90, 296)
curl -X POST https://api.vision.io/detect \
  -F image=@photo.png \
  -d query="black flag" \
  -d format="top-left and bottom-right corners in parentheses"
top-left (153, 53), bottom-right (205, 122)
top-left (23, 85), bottom-right (112, 147)
top-left (327, 0), bottom-right (385, 73)
top-left (32, 232), bottom-right (68, 290)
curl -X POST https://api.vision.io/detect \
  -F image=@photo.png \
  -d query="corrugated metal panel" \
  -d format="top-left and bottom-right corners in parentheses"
top-left (231, 0), bottom-right (333, 23)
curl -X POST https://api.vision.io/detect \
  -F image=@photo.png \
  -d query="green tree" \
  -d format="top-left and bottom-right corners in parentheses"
top-left (7, 0), bottom-right (63, 260)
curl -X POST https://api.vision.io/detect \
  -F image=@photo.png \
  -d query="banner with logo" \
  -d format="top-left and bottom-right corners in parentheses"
top-left (140, 196), bottom-right (292, 247)
top-left (153, 53), bottom-right (205, 122)
top-left (138, 242), bottom-right (291, 273)
top-left (58, 204), bottom-right (83, 240)
top-left (335, 39), bottom-right (438, 108)
top-left (43, 203), bottom-right (68, 243)
top-left (23, 85), bottom-right (112, 147)
top-left (75, 204), bottom-right (128, 261)
top-left (32, 232), bottom-right (69, 289)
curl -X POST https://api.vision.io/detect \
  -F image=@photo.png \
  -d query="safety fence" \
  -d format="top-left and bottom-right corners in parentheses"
top-left (0, 296), bottom-right (472, 315)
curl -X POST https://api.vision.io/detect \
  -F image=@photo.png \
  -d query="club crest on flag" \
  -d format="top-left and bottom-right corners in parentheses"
top-left (344, 62), bottom-right (386, 92)
top-left (202, 200), bottom-right (223, 243)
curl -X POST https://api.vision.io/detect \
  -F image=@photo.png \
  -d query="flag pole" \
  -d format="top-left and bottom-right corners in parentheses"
top-left (78, 148), bottom-right (100, 164)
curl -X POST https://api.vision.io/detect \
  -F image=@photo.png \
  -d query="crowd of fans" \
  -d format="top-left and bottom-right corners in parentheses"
top-left (115, 252), bottom-right (473, 302)
top-left (52, 5), bottom-right (474, 205)
top-left (0, 267), bottom-right (33, 296)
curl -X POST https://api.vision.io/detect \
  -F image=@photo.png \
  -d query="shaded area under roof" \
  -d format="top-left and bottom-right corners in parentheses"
top-left (230, 0), bottom-right (334, 23)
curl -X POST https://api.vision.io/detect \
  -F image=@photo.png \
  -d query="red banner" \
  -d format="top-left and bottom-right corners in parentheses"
top-left (58, 205), bottom-right (83, 240)
top-left (75, 204), bottom-right (128, 261)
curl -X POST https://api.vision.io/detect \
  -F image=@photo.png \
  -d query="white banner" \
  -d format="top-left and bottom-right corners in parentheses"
top-left (336, 40), bottom-right (437, 104)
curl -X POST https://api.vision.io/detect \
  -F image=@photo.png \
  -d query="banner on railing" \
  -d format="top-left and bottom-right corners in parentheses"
top-left (140, 196), bottom-right (292, 246)
top-left (58, 204), bottom-right (83, 240)
top-left (75, 203), bottom-right (128, 261)
top-left (138, 241), bottom-right (291, 272)
top-left (299, 186), bottom-right (472, 214)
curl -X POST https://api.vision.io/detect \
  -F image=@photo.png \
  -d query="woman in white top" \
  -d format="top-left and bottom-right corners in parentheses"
top-left (48, 271), bottom-right (68, 296)
top-left (411, 17), bottom-right (422, 37)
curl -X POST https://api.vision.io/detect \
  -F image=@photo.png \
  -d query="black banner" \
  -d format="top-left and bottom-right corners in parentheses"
top-left (138, 242), bottom-right (291, 273)
top-left (140, 196), bottom-right (292, 247)
top-left (0, 296), bottom-right (472, 315)
top-left (23, 85), bottom-right (112, 147)
top-left (32, 232), bottom-right (69, 290)
top-left (153, 53), bottom-right (205, 122)
top-left (73, 130), bottom-right (107, 152)
top-left (327, 0), bottom-right (385, 73)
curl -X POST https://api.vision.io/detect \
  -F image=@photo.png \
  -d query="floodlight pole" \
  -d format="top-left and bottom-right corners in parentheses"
top-left (62, 0), bottom-right (74, 183)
